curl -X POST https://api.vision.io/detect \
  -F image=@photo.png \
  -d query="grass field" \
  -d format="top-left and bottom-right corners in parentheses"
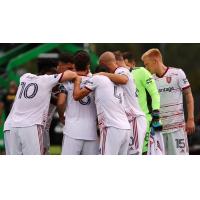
top-left (50, 145), bottom-right (62, 155)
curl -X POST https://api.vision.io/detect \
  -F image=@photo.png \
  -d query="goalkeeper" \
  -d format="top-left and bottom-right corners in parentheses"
top-left (123, 52), bottom-right (162, 154)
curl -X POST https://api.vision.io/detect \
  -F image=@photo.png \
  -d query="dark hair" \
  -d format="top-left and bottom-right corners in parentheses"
top-left (113, 51), bottom-right (124, 61)
top-left (74, 50), bottom-right (90, 71)
top-left (122, 52), bottom-right (136, 62)
top-left (59, 52), bottom-right (74, 64)
top-left (37, 58), bottom-right (58, 75)
top-left (95, 65), bottom-right (109, 73)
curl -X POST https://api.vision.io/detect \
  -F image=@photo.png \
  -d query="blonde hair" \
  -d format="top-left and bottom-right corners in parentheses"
top-left (141, 48), bottom-right (162, 61)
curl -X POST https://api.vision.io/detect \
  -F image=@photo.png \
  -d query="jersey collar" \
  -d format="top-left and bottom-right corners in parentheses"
top-left (156, 67), bottom-right (169, 78)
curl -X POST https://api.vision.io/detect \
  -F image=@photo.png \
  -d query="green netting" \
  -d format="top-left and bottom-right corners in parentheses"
top-left (3, 43), bottom-right (98, 86)
top-left (0, 44), bottom-right (30, 66)
top-left (7, 43), bottom-right (61, 71)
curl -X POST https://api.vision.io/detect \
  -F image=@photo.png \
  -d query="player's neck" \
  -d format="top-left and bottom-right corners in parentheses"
top-left (156, 64), bottom-right (168, 78)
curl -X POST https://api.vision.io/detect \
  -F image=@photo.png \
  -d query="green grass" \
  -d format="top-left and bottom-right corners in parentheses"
top-left (50, 145), bottom-right (62, 155)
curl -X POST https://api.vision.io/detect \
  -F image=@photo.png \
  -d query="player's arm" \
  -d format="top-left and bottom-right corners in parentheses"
top-left (178, 69), bottom-right (195, 134)
top-left (140, 68), bottom-right (162, 132)
top-left (97, 72), bottom-right (128, 84)
top-left (59, 70), bottom-right (77, 83)
top-left (183, 87), bottom-right (195, 134)
top-left (57, 93), bottom-right (67, 124)
top-left (73, 76), bottom-right (91, 101)
top-left (141, 68), bottom-right (160, 110)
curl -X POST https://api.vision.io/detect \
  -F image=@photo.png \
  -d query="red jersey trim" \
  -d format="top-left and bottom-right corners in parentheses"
top-left (182, 85), bottom-right (191, 90)
top-left (85, 86), bottom-right (92, 92)
top-left (113, 67), bottom-right (121, 73)
top-left (58, 73), bottom-right (64, 83)
top-left (157, 67), bottom-right (169, 78)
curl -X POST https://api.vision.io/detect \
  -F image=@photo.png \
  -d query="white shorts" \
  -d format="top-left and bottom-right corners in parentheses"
top-left (163, 128), bottom-right (189, 155)
top-left (61, 135), bottom-right (99, 155)
top-left (148, 128), bottom-right (165, 155)
top-left (4, 125), bottom-right (44, 155)
top-left (128, 116), bottom-right (147, 155)
top-left (99, 127), bottom-right (130, 155)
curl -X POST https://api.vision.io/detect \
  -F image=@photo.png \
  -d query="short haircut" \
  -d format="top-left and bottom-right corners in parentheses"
top-left (37, 58), bottom-right (58, 75)
top-left (74, 50), bottom-right (90, 71)
top-left (95, 65), bottom-right (109, 73)
top-left (141, 48), bottom-right (162, 61)
top-left (113, 51), bottom-right (124, 61)
top-left (59, 52), bottom-right (74, 64)
top-left (122, 52), bottom-right (136, 62)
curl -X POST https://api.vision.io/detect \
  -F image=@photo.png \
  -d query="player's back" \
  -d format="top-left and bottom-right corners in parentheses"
top-left (4, 73), bottom-right (61, 129)
top-left (63, 76), bottom-right (97, 140)
top-left (86, 75), bottom-right (130, 130)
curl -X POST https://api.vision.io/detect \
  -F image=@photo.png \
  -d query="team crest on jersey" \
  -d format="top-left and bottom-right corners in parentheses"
top-left (166, 76), bottom-right (172, 84)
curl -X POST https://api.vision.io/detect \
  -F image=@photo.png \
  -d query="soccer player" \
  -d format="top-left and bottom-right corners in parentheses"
top-left (141, 48), bottom-right (195, 155)
top-left (58, 50), bottom-right (99, 155)
top-left (42, 54), bottom-right (75, 154)
top-left (98, 51), bottom-right (147, 155)
top-left (3, 69), bottom-right (77, 155)
top-left (123, 51), bottom-right (163, 155)
top-left (73, 67), bottom-right (131, 155)
top-left (57, 52), bottom-right (75, 73)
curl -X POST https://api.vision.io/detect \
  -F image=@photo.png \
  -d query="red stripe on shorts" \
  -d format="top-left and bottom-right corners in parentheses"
top-left (37, 125), bottom-right (44, 155)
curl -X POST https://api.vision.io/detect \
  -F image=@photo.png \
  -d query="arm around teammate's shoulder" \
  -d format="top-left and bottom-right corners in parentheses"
top-left (97, 72), bottom-right (128, 84)
top-left (59, 70), bottom-right (77, 83)
top-left (73, 76), bottom-right (91, 101)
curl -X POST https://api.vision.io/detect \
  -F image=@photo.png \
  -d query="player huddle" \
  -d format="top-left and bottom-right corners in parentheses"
top-left (3, 48), bottom-right (195, 155)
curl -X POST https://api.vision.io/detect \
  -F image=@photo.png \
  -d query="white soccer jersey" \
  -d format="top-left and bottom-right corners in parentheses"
top-left (4, 73), bottom-right (62, 131)
top-left (63, 75), bottom-right (97, 140)
top-left (153, 67), bottom-right (190, 133)
top-left (85, 75), bottom-right (130, 130)
top-left (114, 67), bottom-right (145, 119)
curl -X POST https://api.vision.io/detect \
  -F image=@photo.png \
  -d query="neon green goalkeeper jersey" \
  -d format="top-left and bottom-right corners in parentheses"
top-left (131, 67), bottom-right (160, 121)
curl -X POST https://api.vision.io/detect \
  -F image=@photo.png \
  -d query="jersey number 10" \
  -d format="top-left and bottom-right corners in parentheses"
top-left (18, 82), bottom-right (38, 99)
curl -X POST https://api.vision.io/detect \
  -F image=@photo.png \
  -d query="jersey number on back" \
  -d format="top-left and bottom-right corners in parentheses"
top-left (114, 85), bottom-right (122, 104)
top-left (18, 82), bottom-right (38, 99)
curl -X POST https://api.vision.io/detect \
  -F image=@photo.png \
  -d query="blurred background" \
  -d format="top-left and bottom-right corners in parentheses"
top-left (0, 43), bottom-right (200, 154)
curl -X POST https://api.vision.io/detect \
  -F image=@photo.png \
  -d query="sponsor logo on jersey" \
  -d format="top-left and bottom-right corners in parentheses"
top-left (158, 87), bottom-right (175, 93)
top-left (166, 76), bottom-right (172, 84)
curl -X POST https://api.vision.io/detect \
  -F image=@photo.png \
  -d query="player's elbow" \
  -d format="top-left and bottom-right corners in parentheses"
top-left (118, 78), bottom-right (128, 84)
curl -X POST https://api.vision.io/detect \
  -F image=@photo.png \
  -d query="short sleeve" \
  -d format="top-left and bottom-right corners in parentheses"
top-left (42, 73), bottom-right (63, 88)
top-left (84, 76), bottom-right (98, 91)
top-left (178, 69), bottom-right (190, 90)
top-left (115, 67), bottom-right (129, 77)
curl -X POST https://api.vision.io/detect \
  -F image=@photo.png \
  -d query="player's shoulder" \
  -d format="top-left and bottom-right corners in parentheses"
top-left (168, 67), bottom-right (185, 76)
top-left (20, 73), bottom-right (36, 81)
top-left (115, 66), bottom-right (129, 73)
top-left (133, 66), bottom-right (149, 73)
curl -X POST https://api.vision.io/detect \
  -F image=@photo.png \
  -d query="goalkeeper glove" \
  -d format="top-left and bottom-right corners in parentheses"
top-left (151, 110), bottom-right (163, 134)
